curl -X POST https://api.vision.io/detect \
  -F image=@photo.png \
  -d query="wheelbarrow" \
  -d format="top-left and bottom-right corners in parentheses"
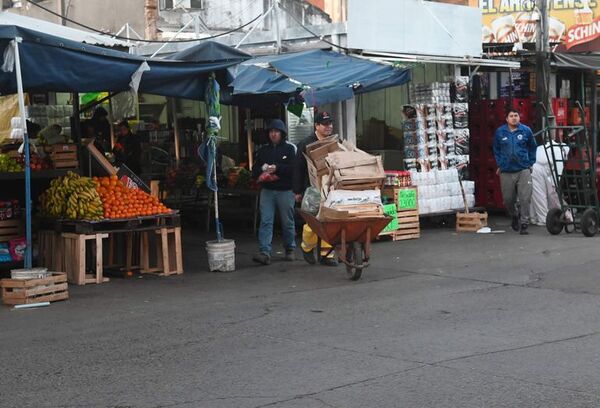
top-left (299, 211), bottom-right (392, 280)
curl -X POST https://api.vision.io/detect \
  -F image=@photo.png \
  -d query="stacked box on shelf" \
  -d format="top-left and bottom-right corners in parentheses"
top-left (50, 144), bottom-right (79, 169)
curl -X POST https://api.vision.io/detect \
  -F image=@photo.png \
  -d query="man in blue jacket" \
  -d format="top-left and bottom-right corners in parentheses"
top-left (252, 119), bottom-right (297, 265)
top-left (493, 109), bottom-right (537, 235)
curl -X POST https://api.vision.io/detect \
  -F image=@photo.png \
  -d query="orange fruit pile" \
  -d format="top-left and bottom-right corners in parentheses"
top-left (93, 175), bottom-right (170, 219)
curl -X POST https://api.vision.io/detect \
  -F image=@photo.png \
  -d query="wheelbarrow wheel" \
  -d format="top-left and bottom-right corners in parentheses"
top-left (345, 242), bottom-right (364, 281)
top-left (581, 208), bottom-right (599, 237)
top-left (546, 208), bottom-right (564, 235)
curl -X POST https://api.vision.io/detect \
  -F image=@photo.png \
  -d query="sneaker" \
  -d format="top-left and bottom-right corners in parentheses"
top-left (302, 249), bottom-right (316, 265)
top-left (320, 257), bottom-right (338, 267)
top-left (511, 215), bottom-right (520, 232)
top-left (252, 253), bottom-right (271, 265)
top-left (520, 224), bottom-right (529, 235)
top-left (284, 249), bottom-right (296, 262)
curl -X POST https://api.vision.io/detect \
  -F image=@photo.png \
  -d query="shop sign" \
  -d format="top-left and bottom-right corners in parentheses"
top-left (117, 164), bottom-right (150, 193)
top-left (470, 0), bottom-right (600, 50)
top-left (398, 188), bottom-right (417, 210)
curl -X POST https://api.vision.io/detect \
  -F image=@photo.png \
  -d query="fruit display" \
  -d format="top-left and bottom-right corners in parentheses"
top-left (94, 175), bottom-right (170, 219)
top-left (13, 153), bottom-right (52, 171)
top-left (0, 153), bottom-right (23, 172)
top-left (39, 172), bottom-right (104, 220)
top-left (227, 167), bottom-right (251, 188)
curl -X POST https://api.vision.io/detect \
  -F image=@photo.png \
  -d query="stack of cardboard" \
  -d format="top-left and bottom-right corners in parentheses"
top-left (303, 135), bottom-right (343, 189)
top-left (303, 136), bottom-right (386, 221)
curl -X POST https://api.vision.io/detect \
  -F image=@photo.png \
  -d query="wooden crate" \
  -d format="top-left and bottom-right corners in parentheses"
top-left (0, 218), bottom-right (22, 242)
top-left (378, 208), bottom-right (420, 241)
top-left (1, 272), bottom-right (68, 305)
top-left (50, 145), bottom-right (78, 169)
top-left (395, 208), bottom-right (420, 240)
top-left (456, 211), bottom-right (488, 232)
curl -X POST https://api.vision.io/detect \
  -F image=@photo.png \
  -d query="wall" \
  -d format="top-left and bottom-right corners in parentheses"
top-left (355, 63), bottom-right (453, 138)
top-left (7, 0), bottom-right (146, 38)
top-left (159, 0), bottom-right (330, 32)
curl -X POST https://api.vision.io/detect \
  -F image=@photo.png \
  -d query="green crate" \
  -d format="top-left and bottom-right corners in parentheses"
top-left (383, 203), bottom-right (397, 216)
top-left (383, 217), bottom-right (399, 232)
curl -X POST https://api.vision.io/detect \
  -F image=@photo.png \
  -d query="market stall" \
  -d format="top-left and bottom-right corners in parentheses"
top-left (0, 24), bottom-right (242, 294)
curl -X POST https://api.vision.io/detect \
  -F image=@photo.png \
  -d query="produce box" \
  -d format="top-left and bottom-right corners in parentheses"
top-left (50, 144), bottom-right (78, 169)
top-left (1, 272), bottom-right (68, 305)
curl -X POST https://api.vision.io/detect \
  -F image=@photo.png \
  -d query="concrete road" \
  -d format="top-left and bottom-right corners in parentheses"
top-left (3, 218), bottom-right (600, 407)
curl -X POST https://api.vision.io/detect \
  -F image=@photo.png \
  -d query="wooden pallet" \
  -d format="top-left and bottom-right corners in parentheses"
top-left (456, 211), bottom-right (488, 232)
top-left (0, 218), bottom-right (22, 242)
top-left (1, 272), bottom-right (68, 305)
top-left (39, 212), bottom-right (180, 234)
top-left (395, 208), bottom-right (421, 240)
top-left (378, 208), bottom-right (421, 241)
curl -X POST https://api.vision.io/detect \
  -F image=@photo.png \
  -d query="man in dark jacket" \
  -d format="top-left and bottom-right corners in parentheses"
top-left (493, 109), bottom-right (537, 235)
top-left (294, 111), bottom-right (336, 267)
top-left (113, 120), bottom-right (142, 175)
top-left (252, 119), bottom-right (297, 265)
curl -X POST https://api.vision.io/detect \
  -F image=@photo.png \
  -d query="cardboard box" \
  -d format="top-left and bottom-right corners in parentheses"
top-left (317, 203), bottom-right (384, 221)
top-left (307, 139), bottom-right (344, 171)
top-left (304, 152), bottom-right (330, 190)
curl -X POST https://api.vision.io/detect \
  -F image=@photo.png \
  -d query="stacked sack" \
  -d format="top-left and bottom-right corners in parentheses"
top-left (301, 136), bottom-right (386, 220)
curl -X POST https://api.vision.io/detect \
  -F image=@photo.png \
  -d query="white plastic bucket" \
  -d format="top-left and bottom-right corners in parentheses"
top-left (206, 239), bottom-right (236, 272)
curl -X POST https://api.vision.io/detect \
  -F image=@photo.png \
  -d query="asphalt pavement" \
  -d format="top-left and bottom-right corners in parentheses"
top-left (3, 217), bottom-right (600, 407)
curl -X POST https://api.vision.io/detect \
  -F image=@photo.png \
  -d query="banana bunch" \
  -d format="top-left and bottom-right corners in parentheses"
top-left (40, 172), bottom-right (104, 220)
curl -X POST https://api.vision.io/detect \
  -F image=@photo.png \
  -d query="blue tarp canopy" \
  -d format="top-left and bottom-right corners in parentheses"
top-left (166, 41), bottom-right (251, 64)
top-left (0, 25), bottom-right (240, 100)
top-left (227, 49), bottom-right (412, 106)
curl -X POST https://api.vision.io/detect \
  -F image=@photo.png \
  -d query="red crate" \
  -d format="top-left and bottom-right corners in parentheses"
top-left (552, 98), bottom-right (568, 123)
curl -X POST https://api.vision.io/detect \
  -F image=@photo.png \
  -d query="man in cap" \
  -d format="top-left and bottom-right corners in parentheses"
top-left (294, 111), bottom-right (337, 267)
top-left (493, 108), bottom-right (537, 235)
top-left (252, 119), bottom-right (298, 265)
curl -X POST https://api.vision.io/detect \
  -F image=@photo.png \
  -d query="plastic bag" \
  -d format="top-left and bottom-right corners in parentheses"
top-left (301, 187), bottom-right (321, 215)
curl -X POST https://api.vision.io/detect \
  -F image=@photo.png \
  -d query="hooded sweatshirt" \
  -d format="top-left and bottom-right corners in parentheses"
top-left (252, 136), bottom-right (297, 191)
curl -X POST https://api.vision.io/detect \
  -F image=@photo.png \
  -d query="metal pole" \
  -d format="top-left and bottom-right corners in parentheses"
top-left (194, 15), bottom-right (200, 39)
top-left (273, 0), bottom-right (282, 54)
top-left (535, 0), bottom-right (549, 132)
top-left (171, 98), bottom-right (181, 164)
top-left (108, 97), bottom-right (116, 149)
top-left (592, 72), bottom-right (597, 172)
top-left (246, 108), bottom-right (253, 169)
top-left (13, 38), bottom-right (32, 269)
